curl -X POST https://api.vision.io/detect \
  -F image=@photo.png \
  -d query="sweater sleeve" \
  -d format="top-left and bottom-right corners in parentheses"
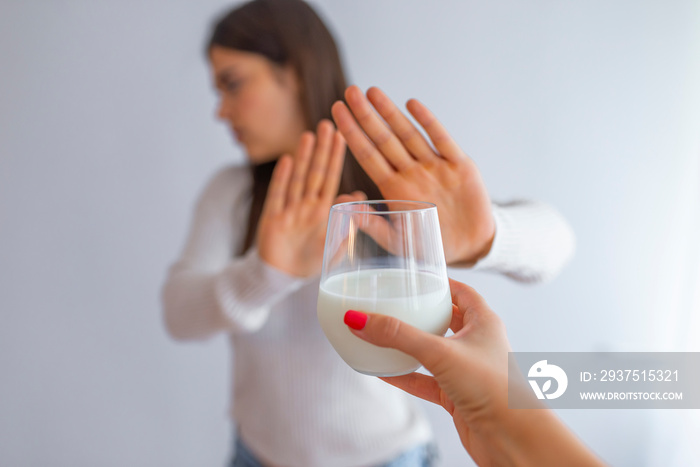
top-left (469, 200), bottom-right (576, 283)
top-left (161, 166), bottom-right (306, 341)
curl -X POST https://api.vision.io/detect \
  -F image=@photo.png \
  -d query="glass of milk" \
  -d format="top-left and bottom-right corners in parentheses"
top-left (317, 200), bottom-right (452, 377)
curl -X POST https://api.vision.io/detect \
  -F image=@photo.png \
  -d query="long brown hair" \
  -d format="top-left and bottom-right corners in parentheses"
top-left (207, 0), bottom-right (382, 254)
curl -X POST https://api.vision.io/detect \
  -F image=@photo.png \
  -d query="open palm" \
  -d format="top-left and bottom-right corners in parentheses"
top-left (332, 86), bottom-right (495, 265)
top-left (257, 120), bottom-right (346, 277)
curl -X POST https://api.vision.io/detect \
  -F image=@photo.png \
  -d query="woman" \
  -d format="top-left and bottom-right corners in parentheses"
top-left (162, 0), bottom-right (575, 465)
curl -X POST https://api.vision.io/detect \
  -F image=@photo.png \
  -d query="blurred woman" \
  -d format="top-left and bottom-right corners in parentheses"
top-left (161, 1), bottom-right (575, 465)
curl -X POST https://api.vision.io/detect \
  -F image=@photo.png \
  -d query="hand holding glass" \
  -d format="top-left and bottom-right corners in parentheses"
top-left (317, 201), bottom-right (452, 376)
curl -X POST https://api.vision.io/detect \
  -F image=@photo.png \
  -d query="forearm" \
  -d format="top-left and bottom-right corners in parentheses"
top-left (458, 377), bottom-right (604, 467)
top-left (478, 381), bottom-right (604, 467)
top-left (162, 247), bottom-right (306, 340)
top-left (493, 408), bottom-right (606, 467)
top-left (162, 269), bottom-right (230, 340)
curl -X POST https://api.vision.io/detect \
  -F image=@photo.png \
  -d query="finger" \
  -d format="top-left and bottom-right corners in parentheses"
top-left (448, 278), bottom-right (492, 333)
top-left (338, 201), bottom-right (395, 253)
top-left (327, 236), bottom-right (350, 270)
top-left (449, 304), bottom-right (463, 334)
top-left (305, 120), bottom-right (335, 198)
top-left (348, 311), bottom-right (449, 373)
top-left (344, 85), bottom-right (415, 171)
top-left (351, 208), bottom-right (396, 254)
top-left (320, 131), bottom-right (347, 201)
top-left (262, 155), bottom-right (293, 216)
top-left (406, 99), bottom-right (466, 165)
top-left (332, 100), bottom-right (394, 187)
top-left (287, 132), bottom-right (315, 203)
top-left (334, 190), bottom-right (367, 205)
top-left (379, 373), bottom-right (444, 407)
top-left (366, 87), bottom-right (435, 164)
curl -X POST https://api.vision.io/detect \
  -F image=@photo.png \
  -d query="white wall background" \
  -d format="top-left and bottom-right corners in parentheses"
top-left (1, 0), bottom-right (699, 465)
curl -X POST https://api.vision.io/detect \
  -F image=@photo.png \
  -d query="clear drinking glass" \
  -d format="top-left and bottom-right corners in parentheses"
top-left (317, 200), bottom-right (452, 377)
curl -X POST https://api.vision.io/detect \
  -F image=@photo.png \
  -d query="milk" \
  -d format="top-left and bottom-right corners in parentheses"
top-left (317, 268), bottom-right (452, 376)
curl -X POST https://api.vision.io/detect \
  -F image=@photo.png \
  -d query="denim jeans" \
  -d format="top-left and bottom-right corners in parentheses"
top-left (230, 436), bottom-right (438, 467)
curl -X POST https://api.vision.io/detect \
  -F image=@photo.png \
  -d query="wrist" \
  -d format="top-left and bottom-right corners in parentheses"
top-left (470, 229), bottom-right (495, 265)
top-left (462, 372), bottom-right (594, 467)
top-left (448, 226), bottom-right (495, 267)
top-left (486, 404), bottom-right (604, 467)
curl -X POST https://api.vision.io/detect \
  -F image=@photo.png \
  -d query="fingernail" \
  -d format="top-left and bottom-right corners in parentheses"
top-left (344, 310), bottom-right (368, 330)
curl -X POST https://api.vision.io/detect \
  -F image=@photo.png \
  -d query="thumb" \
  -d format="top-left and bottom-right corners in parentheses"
top-left (344, 310), bottom-right (448, 374)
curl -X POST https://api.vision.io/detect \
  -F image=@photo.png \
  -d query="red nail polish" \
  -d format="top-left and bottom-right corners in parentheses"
top-left (344, 310), bottom-right (368, 330)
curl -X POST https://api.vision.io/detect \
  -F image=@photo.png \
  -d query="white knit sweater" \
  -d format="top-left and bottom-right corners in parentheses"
top-left (161, 164), bottom-right (575, 467)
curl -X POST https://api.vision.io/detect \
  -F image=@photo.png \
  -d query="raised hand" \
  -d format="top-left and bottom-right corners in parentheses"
top-left (256, 120), bottom-right (346, 277)
top-left (332, 86), bottom-right (495, 265)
